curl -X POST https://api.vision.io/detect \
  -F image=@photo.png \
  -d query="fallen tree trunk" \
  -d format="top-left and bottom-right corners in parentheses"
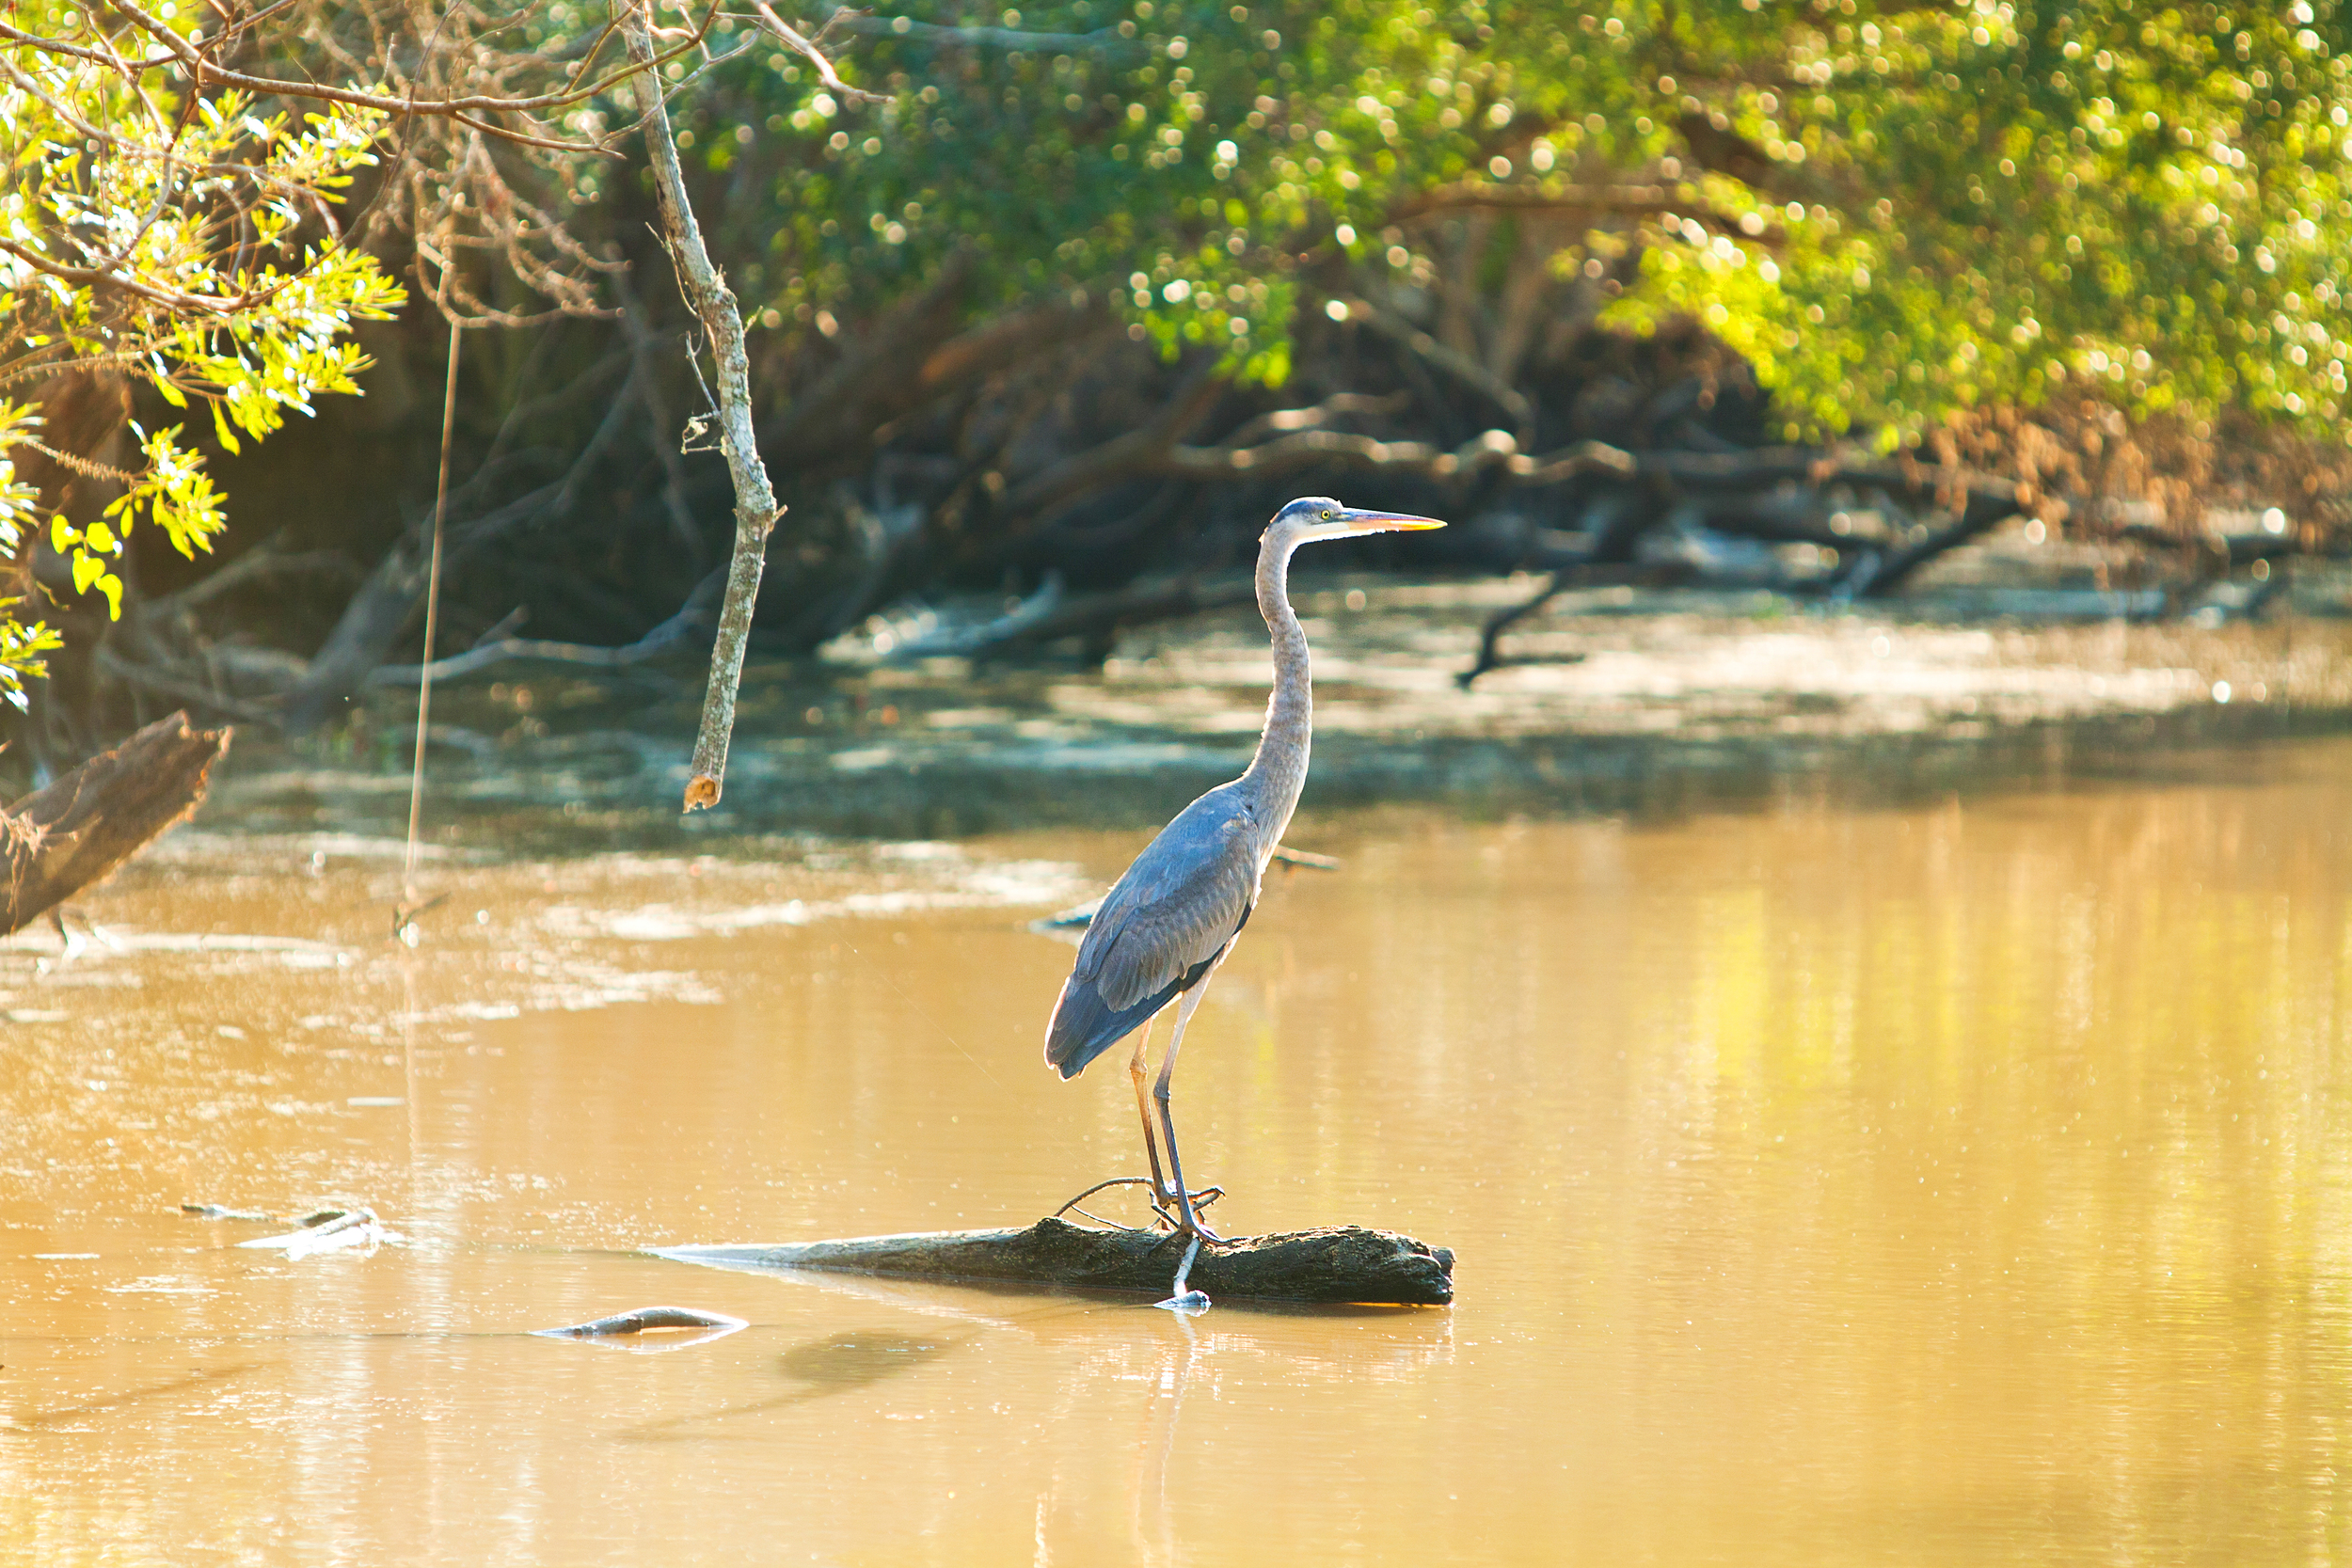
top-left (654, 1216), bottom-right (1455, 1306)
top-left (1, 710), bottom-right (229, 935)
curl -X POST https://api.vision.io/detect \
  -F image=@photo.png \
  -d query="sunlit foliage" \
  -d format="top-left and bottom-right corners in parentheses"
top-left (0, 0), bottom-right (402, 705)
top-left (644, 0), bottom-right (2349, 443)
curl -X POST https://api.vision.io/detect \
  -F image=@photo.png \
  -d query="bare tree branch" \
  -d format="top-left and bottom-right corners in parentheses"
top-left (368, 567), bottom-right (723, 686)
top-left (77, 0), bottom-right (719, 127)
top-left (823, 10), bottom-right (1146, 55)
top-left (744, 0), bottom-right (889, 103)
top-left (623, 0), bottom-right (786, 813)
top-left (1325, 295), bottom-right (1533, 435)
top-left (999, 362), bottom-right (1225, 517)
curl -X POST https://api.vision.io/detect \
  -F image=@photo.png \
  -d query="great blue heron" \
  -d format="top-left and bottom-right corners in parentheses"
top-left (1042, 497), bottom-right (1444, 1242)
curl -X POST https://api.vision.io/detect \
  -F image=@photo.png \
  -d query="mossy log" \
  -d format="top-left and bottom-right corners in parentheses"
top-left (654, 1216), bottom-right (1454, 1307)
top-left (2, 711), bottom-right (229, 935)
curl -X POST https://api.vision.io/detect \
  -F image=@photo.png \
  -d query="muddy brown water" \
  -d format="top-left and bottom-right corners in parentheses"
top-left (5, 736), bottom-right (2352, 1564)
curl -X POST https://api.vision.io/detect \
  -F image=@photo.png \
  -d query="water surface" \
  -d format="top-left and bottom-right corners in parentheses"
top-left (4, 739), bottom-right (2351, 1564)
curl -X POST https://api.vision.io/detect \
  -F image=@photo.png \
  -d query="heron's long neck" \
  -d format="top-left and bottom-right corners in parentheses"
top-left (1241, 533), bottom-right (1311, 832)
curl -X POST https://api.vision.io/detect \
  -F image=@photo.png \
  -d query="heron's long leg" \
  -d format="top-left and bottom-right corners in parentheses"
top-left (1153, 953), bottom-right (1230, 1243)
top-left (1128, 1010), bottom-right (1173, 1212)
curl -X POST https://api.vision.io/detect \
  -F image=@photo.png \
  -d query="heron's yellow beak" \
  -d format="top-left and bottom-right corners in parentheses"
top-left (1312, 508), bottom-right (1447, 538)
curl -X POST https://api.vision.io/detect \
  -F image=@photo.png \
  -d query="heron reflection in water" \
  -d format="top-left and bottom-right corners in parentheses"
top-left (1043, 497), bottom-right (1445, 1241)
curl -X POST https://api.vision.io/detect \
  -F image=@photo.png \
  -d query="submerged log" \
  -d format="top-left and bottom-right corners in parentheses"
top-left (654, 1216), bottom-right (1455, 1307)
top-left (534, 1306), bottom-right (749, 1338)
top-left (1, 710), bottom-right (229, 935)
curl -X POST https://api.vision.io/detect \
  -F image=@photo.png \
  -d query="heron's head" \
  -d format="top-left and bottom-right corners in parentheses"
top-left (1266, 496), bottom-right (1447, 546)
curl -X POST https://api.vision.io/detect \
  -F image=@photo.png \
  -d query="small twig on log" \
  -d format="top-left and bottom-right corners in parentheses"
top-left (1053, 1176), bottom-right (1162, 1226)
top-left (654, 1216), bottom-right (1454, 1306)
top-left (0, 711), bottom-right (229, 935)
top-left (1050, 1176), bottom-right (1222, 1229)
top-left (625, 0), bottom-right (790, 812)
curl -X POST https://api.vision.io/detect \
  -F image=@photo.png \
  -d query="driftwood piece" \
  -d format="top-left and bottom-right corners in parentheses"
top-left (654, 1216), bottom-right (1455, 1306)
top-left (1, 710), bottom-right (228, 935)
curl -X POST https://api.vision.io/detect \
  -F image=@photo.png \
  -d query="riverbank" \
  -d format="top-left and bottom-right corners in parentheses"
top-left (146, 568), bottom-right (2352, 846)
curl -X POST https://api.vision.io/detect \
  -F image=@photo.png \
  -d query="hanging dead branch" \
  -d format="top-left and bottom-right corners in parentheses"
top-left (623, 0), bottom-right (796, 812)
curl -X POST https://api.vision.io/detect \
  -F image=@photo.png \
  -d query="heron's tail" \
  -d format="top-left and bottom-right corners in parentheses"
top-left (1043, 976), bottom-right (1175, 1081)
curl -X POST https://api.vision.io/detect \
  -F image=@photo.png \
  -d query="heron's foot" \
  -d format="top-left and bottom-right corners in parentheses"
top-left (1155, 1235), bottom-right (1212, 1313)
top-left (1146, 1185), bottom-right (1223, 1232)
top-left (1172, 1196), bottom-right (1229, 1245)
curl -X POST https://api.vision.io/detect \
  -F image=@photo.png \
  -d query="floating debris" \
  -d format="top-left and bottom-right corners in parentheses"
top-left (235, 1206), bottom-right (402, 1259)
top-left (180, 1203), bottom-right (273, 1222)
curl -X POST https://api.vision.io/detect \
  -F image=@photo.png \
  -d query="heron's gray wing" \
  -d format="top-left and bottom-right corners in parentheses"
top-left (1042, 793), bottom-right (1261, 1078)
top-left (1075, 794), bottom-right (1261, 1013)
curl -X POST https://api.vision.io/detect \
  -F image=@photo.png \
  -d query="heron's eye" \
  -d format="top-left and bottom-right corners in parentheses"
top-left (1323, 507), bottom-right (1338, 520)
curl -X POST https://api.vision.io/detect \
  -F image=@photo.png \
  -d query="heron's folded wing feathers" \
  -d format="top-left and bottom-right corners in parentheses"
top-left (1075, 802), bottom-right (1260, 1013)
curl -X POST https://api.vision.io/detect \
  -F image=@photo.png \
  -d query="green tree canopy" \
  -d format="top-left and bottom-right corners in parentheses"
top-left (0, 0), bottom-right (404, 704)
top-left (652, 0), bottom-right (2348, 440)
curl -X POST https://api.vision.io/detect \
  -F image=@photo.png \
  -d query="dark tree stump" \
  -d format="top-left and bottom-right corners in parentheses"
top-left (655, 1217), bottom-right (1455, 1307)
top-left (2, 711), bottom-right (229, 935)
